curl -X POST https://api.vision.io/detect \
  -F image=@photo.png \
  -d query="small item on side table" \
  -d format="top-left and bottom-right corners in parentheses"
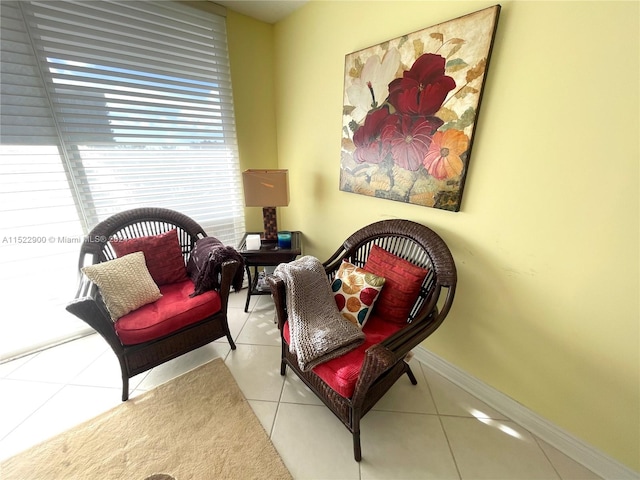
top-left (277, 231), bottom-right (292, 249)
top-left (246, 234), bottom-right (261, 250)
top-left (256, 271), bottom-right (269, 292)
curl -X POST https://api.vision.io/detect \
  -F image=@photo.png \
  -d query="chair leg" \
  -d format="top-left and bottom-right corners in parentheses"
top-left (352, 408), bottom-right (362, 462)
top-left (406, 364), bottom-right (418, 385)
top-left (280, 342), bottom-right (287, 375)
top-left (121, 376), bottom-right (129, 402)
top-left (227, 333), bottom-right (237, 350)
top-left (353, 431), bottom-right (362, 462)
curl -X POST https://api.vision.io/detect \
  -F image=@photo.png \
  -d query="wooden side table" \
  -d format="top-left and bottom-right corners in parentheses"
top-left (238, 231), bottom-right (302, 312)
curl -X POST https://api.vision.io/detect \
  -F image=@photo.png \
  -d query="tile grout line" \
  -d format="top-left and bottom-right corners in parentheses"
top-left (419, 361), bottom-right (463, 480)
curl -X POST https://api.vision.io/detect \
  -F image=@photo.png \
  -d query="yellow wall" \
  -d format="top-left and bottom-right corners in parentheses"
top-left (229, 0), bottom-right (639, 471)
top-left (226, 11), bottom-right (279, 230)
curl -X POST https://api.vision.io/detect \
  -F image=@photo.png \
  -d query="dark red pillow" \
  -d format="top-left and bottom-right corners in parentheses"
top-left (111, 229), bottom-right (188, 286)
top-left (363, 245), bottom-right (429, 324)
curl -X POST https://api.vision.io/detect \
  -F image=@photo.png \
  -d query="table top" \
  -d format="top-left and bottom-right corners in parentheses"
top-left (238, 231), bottom-right (302, 265)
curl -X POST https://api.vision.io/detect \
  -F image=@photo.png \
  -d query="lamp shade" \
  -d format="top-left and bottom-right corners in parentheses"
top-left (242, 170), bottom-right (289, 207)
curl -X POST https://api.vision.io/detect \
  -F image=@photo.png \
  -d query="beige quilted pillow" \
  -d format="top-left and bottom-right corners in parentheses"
top-left (82, 251), bottom-right (162, 321)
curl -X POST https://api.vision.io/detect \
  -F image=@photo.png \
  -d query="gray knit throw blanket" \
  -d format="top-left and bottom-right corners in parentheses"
top-left (274, 256), bottom-right (365, 372)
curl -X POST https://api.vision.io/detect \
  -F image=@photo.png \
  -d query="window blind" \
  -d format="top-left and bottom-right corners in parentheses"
top-left (0, 1), bottom-right (89, 360)
top-left (19, 0), bottom-right (245, 240)
top-left (0, 0), bottom-right (245, 360)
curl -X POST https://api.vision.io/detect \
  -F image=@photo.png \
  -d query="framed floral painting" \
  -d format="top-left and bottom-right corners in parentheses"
top-left (340, 5), bottom-right (500, 211)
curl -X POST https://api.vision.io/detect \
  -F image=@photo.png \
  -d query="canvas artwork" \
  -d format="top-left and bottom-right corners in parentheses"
top-left (340, 5), bottom-right (500, 211)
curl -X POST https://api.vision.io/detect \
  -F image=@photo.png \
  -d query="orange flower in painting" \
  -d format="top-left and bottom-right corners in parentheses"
top-left (423, 129), bottom-right (469, 180)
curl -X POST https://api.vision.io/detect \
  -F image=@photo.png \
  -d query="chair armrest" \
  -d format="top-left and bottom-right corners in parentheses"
top-left (351, 343), bottom-right (397, 405)
top-left (267, 275), bottom-right (288, 331)
top-left (217, 259), bottom-right (240, 312)
top-left (381, 308), bottom-right (438, 358)
top-left (381, 284), bottom-right (455, 357)
top-left (352, 286), bottom-right (455, 405)
top-left (66, 283), bottom-right (122, 348)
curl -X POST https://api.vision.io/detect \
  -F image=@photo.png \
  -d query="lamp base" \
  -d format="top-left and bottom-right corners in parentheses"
top-left (262, 206), bottom-right (278, 242)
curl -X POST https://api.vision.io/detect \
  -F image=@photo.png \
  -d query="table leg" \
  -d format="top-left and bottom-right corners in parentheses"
top-left (244, 265), bottom-right (252, 312)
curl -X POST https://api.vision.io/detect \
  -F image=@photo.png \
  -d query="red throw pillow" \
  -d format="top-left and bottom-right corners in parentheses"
top-left (111, 229), bottom-right (188, 286)
top-left (363, 245), bottom-right (429, 324)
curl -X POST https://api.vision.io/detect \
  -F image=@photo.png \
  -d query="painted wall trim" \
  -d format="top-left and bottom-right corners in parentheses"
top-left (414, 347), bottom-right (639, 480)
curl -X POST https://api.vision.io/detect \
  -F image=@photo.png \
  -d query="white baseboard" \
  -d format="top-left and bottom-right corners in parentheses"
top-left (414, 347), bottom-right (639, 480)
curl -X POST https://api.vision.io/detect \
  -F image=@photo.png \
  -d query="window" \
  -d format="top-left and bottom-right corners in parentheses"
top-left (0, 1), bottom-right (244, 360)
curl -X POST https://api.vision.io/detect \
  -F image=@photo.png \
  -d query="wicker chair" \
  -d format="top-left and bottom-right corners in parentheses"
top-left (66, 207), bottom-right (240, 401)
top-left (267, 219), bottom-right (456, 461)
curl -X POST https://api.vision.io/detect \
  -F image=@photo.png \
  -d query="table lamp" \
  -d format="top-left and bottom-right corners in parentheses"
top-left (242, 169), bottom-right (289, 243)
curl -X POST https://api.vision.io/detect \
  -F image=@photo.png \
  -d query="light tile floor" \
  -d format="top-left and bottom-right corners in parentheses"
top-left (0, 291), bottom-right (602, 480)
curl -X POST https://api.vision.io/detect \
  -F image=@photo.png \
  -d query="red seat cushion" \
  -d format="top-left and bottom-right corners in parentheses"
top-left (115, 279), bottom-right (221, 345)
top-left (364, 245), bottom-right (429, 324)
top-left (283, 315), bottom-right (404, 398)
top-left (111, 229), bottom-right (188, 286)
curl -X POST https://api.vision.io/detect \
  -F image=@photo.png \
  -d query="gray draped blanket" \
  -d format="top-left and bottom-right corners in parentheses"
top-left (274, 256), bottom-right (365, 371)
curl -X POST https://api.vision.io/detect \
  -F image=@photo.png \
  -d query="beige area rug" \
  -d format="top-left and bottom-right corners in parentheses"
top-left (1, 359), bottom-right (292, 480)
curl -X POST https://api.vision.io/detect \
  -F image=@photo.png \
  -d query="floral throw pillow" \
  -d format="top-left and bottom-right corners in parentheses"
top-left (331, 260), bottom-right (385, 328)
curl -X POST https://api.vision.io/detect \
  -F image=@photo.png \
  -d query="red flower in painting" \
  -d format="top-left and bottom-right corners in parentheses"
top-left (388, 53), bottom-right (456, 116)
top-left (352, 106), bottom-right (395, 164)
top-left (423, 129), bottom-right (469, 179)
top-left (381, 114), bottom-right (443, 171)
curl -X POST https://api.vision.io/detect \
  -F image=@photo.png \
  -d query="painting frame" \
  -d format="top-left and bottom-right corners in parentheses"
top-left (340, 5), bottom-right (501, 212)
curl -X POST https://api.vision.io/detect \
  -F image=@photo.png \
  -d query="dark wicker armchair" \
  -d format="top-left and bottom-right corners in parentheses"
top-left (268, 219), bottom-right (456, 461)
top-left (66, 207), bottom-right (239, 401)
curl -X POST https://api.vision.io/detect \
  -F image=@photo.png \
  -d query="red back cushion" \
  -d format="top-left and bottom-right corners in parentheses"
top-left (363, 245), bottom-right (429, 324)
top-left (111, 229), bottom-right (188, 286)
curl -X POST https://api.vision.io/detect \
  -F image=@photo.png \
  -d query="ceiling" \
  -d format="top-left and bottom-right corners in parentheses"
top-left (214, 1), bottom-right (308, 24)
